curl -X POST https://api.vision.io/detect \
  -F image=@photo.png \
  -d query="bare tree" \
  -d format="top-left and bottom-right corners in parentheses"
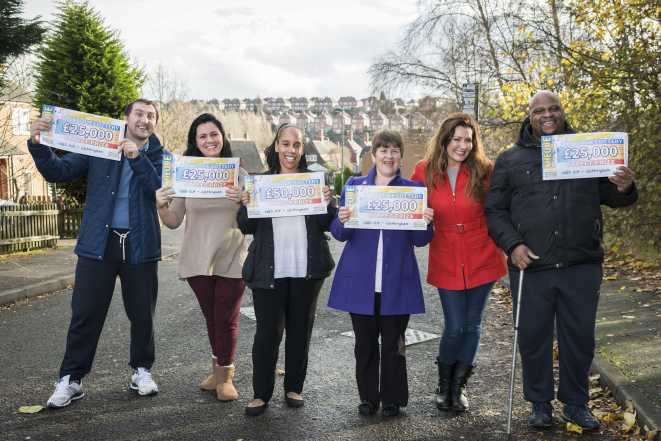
top-left (143, 64), bottom-right (188, 105)
top-left (369, 0), bottom-right (560, 109)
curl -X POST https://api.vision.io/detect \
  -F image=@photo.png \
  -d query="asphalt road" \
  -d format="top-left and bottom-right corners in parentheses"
top-left (0, 237), bottom-right (621, 440)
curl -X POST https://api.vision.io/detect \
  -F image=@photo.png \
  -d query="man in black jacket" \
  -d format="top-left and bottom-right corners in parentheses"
top-left (485, 91), bottom-right (636, 430)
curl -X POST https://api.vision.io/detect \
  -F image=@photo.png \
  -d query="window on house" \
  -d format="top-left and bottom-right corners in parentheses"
top-left (12, 108), bottom-right (31, 136)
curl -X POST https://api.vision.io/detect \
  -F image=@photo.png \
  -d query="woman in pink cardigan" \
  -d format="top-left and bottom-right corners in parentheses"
top-left (155, 113), bottom-right (248, 402)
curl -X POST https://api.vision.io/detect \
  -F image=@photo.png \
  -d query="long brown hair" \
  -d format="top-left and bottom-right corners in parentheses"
top-left (424, 113), bottom-right (491, 202)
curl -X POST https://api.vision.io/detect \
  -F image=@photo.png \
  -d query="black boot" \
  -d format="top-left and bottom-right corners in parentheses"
top-left (450, 361), bottom-right (474, 412)
top-left (434, 360), bottom-right (454, 410)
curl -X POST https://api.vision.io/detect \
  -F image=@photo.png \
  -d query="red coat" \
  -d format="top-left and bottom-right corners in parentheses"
top-left (411, 161), bottom-right (506, 290)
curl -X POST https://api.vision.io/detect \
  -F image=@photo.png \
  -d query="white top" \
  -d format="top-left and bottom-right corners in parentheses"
top-left (447, 166), bottom-right (460, 194)
top-left (374, 231), bottom-right (383, 293)
top-left (272, 215), bottom-right (308, 278)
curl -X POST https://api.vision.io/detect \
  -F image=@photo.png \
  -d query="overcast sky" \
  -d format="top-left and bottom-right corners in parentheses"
top-left (24, 0), bottom-right (421, 100)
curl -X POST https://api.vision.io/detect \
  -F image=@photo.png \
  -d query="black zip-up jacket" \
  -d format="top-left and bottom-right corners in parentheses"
top-left (237, 172), bottom-right (337, 290)
top-left (485, 117), bottom-right (638, 271)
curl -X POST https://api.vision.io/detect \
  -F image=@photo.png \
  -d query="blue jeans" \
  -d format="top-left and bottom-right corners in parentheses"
top-left (437, 282), bottom-right (494, 365)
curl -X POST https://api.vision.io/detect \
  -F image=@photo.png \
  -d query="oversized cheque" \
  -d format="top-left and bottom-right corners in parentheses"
top-left (344, 185), bottom-right (427, 230)
top-left (162, 154), bottom-right (239, 198)
top-left (39, 105), bottom-right (125, 161)
top-left (542, 132), bottom-right (627, 180)
top-left (245, 172), bottom-right (326, 218)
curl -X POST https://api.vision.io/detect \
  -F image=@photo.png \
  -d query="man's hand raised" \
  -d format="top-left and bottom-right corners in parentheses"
top-left (30, 118), bottom-right (51, 145)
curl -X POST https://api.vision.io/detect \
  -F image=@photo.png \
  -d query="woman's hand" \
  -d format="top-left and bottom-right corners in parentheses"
top-left (338, 207), bottom-right (351, 224)
top-left (423, 207), bottom-right (434, 225)
top-left (155, 187), bottom-right (174, 209)
top-left (322, 185), bottom-right (332, 206)
top-left (240, 190), bottom-right (251, 206)
top-left (30, 118), bottom-right (51, 144)
top-left (226, 187), bottom-right (241, 203)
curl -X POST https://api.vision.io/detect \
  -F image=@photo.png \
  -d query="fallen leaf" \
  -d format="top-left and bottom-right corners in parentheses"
top-left (622, 409), bottom-right (637, 432)
top-left (276, 368), bottom-right (285, 376)
top-left (625, 400), bottom-right (635, 412)
top-left (566, 422), bottom-right (583, 434)
top-left (589, 386), bottom-right (603, 397)
top-left (622, 315), bottom-right (635, 319)
top-left (601, 411), bottom-right (619, 424)
top-left (646, 429), bottom-right (659, 440)
top-left (605, 275), bottom-right (618, 281)
top-left (18, 405), bottom-right (43, 414)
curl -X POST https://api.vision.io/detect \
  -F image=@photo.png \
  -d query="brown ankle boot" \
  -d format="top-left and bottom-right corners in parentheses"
top-left (215, 364), bottom-right (239, 401)
top-left (199, 357), bottom-right (217, 391)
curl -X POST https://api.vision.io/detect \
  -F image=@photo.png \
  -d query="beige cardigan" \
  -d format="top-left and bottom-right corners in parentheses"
top-left (169, 196), bottom-right (248, 279)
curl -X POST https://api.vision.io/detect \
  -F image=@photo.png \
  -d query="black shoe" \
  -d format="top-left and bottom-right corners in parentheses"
top-left (561, 404), bottom-right (600, 431)
top-left (358, 401), bottom-right (377, 416)
top-left (382, 403), bottom-right (400, 417)
top-left (435, 360), bottom-right (454, 411)
top-left (528, 402), bottom-right (553, 429)
top-left (285, 392), bottom-right (304, 408)
top-left (245, 399), bottom-right (268, 416)
top-left (450, 362), bottom-right (473, 412)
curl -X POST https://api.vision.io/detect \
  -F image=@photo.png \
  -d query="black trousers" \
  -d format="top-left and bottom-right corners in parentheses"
top-left (251, 277), bottom-right (323, 402)
top-left (350, 293), bottom-right (410, 407)
top-left (510, 263), bottom-right (601, 405)
top-left (59, 230), bottom-right (158, 380)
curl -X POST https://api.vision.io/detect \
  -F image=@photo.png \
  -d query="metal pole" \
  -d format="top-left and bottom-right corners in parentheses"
top-left (507, 268), bottom-right (525, 435)
top-left (340, 106), bottom-right (345, 186)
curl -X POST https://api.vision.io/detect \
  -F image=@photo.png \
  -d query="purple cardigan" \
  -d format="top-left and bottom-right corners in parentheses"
top-left (327, 168), bottom-right (433, 316)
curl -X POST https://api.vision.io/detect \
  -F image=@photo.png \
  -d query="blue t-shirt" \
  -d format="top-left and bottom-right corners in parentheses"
top-left (111, 142), bottom-right (148, 229)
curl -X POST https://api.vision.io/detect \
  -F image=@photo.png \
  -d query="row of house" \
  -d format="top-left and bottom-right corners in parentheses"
top-left (264, 110), bottom-right (434, 135)
top-left (219, 95), bottom-right (452, 114)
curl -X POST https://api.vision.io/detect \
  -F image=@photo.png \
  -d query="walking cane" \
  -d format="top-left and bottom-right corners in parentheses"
top-left (506, 268), bottom-right (525, 436)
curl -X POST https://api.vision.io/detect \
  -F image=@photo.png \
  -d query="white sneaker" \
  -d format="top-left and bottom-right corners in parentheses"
top-left (47, 375), bottom-right (85, 408)
top-left (129, 368), bottom-right (158, 396)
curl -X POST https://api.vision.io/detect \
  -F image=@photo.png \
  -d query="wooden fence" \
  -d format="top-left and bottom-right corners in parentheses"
top-left (0, 202), bottom-right (85, 254)
top-left (58, 204), bottom-right (84, 239)
top-left (0, 203), bottom-right (60, 254)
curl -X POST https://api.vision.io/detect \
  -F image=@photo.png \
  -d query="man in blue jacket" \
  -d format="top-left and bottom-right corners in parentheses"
top-left (486, 91), bottom-right (636, 431)
top-left (28, 99), bottom-right (164, 408)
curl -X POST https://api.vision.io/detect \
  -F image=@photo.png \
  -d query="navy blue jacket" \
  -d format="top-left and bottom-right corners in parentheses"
top-left (328, 168), bottom-right (433, 316)
top-left (27, 135), bottom-right (164, 263)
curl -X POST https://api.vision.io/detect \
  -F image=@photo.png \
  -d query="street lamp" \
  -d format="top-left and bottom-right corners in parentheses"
top-left (334, 106), bottom-right (347, 187)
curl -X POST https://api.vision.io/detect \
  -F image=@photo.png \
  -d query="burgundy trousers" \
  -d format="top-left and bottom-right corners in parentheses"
top-left (187, 276), bottom-right (246, 366)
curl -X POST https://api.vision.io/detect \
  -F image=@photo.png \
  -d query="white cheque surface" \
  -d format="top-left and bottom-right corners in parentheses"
top-left (245, 172), bottom-right (327, 218)
top-left (344, 185), bottom-right (427, 231)
top-left (541, 132), bottom-right (628, 180)
top-left (162, 154), bottom-right (239, 198)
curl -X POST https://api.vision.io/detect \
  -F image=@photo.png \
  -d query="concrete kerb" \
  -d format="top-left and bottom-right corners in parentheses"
top-left (0, 275), bottom-right (75, 305)
top-left (0, 250), bottom-right (180, 307)
top-left (500, 276), bottom-right (660, 439)
top-left (592, 354), bottom-right (660, 439)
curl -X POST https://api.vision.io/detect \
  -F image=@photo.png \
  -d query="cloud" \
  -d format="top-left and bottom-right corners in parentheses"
top-left (24, 0), bottom-right (421, 99)
top-left (214, 6), bottom-right (255, 18)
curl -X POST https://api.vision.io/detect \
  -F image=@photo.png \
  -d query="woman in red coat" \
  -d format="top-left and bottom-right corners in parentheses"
top-left (411, 113), bottom-right (506, 413)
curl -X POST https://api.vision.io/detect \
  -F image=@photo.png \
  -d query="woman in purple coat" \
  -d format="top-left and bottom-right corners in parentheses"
top-left (328, 130), bottom-right (434, 417)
